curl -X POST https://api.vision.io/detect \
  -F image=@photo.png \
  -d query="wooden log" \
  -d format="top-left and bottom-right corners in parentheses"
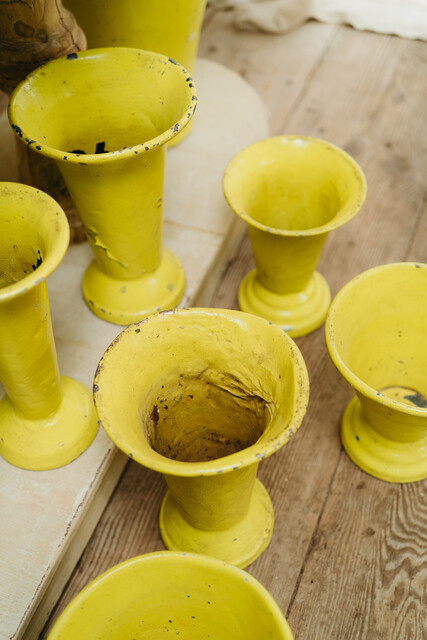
top-left (0, 0), bottom-right (86, 93)
top-left (0, 0), bottom-right (87, 243)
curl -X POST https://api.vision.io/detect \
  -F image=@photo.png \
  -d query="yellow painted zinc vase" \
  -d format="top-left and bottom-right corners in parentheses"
top-left (47, 551), bottom-right (295, 639)
top-left (94, 308), bottom-right (309, 568)
top-left (223, 136), bottom-right (367, 337)
top-left (0, 183), bottom-right (97, 470)
top-left (8, 48), bottom-right (197, 325)
top-left (326, 262), bottom-right (427, 483)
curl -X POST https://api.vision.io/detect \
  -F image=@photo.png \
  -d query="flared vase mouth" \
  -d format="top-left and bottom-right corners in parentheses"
top-left (0, 183), bottom-right (69, 302)
top-left (8, 47), bottom-right (198, 166)
top-left (47, 551), bottom-right (293, 640)
top-left (325, 262), bottom-right (427, 416)
top-left (223, 135), bottom-right (367, 237)
top-left (94, 308), bottom-right (310, 477)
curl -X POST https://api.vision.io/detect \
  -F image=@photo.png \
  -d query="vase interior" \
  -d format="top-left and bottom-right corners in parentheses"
top-left (0, 217), bottom-right (43, 288)
top-left (224, 136), bottom-right (366, 232)
top-left (147, 370), bottom-right (271, 463)
top-left (329, 264), bottom-right (427, 409)
top-left (10, 49), bottom-right (195, 156)
top-left (0, 184), bottom-right (68, 291)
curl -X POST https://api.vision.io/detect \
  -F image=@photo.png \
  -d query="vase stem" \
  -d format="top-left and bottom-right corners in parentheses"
top-left (165, 464), bottom-right (259, 531)
top-left (0, 283), bottom-right (61, 419)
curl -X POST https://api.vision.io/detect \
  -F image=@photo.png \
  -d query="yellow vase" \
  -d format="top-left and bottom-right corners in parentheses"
top-left (326, 263), bottom-right (427, 483)
top-left (64, 0), bottom-right (207, 145)
top-left (47, 551), bottom-right (295, 639)
top-left (0, 183), bottom-right (98, 470)
top-left (8, 48), bottom-right (197, 325)
top-left (223, 136), bottom-right (367, 337)
top-left (94, 308), bottom-right (309, 568)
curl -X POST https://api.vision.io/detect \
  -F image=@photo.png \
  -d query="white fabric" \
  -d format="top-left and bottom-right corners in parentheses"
top-left (209, 0), bottom-right (427, 40)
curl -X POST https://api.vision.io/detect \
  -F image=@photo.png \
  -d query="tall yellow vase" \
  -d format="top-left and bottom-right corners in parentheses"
top-left (223, 136), bottom-right (367, 337)
top-left (47, 552), bottom-right (295, 639)
top-left (8, 48), bottom-right (197, 325)
top-left (0, 183), bottom-right (98, 470)
top-left (94, 308), bottom-right (309, 568)
top-left (326, 263), bottom-right (427, 483)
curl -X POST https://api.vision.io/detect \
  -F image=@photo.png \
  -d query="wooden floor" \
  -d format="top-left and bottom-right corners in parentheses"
top-left (41, 12), bottom-right (427, 640)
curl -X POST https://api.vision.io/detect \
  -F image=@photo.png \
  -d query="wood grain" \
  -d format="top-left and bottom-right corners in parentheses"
top-left (200, 13), bottom-right (338, 133)
top-left (287, 462), bottom-right (427, 640)
top-left (41, 13), bottom-right (427, 640)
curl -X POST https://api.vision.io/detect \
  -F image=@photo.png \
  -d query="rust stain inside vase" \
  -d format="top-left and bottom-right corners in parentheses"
top-left (144, 372), bottom-right (271, 462)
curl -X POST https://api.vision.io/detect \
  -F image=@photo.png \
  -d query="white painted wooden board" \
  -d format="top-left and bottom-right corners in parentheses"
top-left (0, 58), bottom-right (269, 640)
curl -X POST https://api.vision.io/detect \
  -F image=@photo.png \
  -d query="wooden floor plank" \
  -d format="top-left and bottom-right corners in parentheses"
top-left (287, 460), bottom-right (427, 640)
top-left (406, 192), bottom-right (427, 262)
top-left (199, 13), bottom-right (338, 133)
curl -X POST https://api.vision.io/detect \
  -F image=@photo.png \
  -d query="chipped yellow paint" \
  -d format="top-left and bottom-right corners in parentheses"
top-left (326, 262), bottom-right (427, 483)
top-left (94, 308), bottom-right (309, 567)
top-left (223, 136), bottom-right (367, 337)
top-left (0, 183), bottom-right (98, 470)
top-left (47, 551), bottom-right (295, 639)
top-left (8, 48), bottom-right (197, 324)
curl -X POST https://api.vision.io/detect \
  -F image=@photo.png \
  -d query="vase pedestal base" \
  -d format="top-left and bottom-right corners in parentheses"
top-left (82, 249), bottom-right (186, 325)
top-left (341, 396), bottom-right (427, 483)
top-left (159, 479), bottom-right (274, 569)
top-left (0, 376), bottom-right (98, 471)
top-left (238, 270), bottom-right (330, 337)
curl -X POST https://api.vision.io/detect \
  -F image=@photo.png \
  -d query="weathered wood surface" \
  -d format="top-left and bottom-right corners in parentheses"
top-left (41, 14), bottom-right (427, 640)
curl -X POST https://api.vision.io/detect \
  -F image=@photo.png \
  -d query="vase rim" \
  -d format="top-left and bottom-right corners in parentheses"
top-left (0, 182), bottom-right (69, 302)
top-left (94, 308), bottom-right (310, 476)
top-left (325, 261), bottom-right (427, 416)
top-left (223, 135), bottom-right (367, 237)
top-left (8, 47), bottom-right (198, 166)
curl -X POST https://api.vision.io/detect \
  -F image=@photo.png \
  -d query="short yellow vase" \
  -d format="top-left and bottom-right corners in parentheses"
top-left (8, 48), bottom-right (197, 325)
top-left (223, 136), bottom-right (367, 337)
top-left (94, 308), bottom-right (309, 568)
top-left (326, 263), bottom-right (427, 483)
top-left (47, 551), bottom-right (295, 639)
top-left (0, 183), bottom-right (98, 470)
